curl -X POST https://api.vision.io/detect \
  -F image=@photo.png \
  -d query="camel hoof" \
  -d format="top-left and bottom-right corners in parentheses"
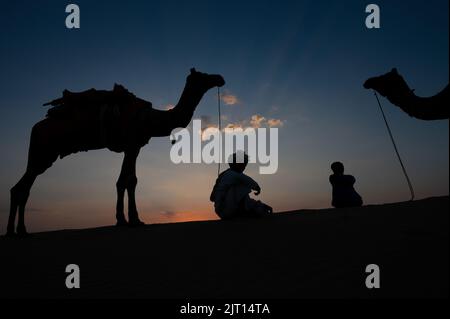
top-left (16, 225), bottom-right (28, 237)
top-left (16, 232), bottom-right (31, 238)
top-left (128, 219), bottom-right (145, 227)
top-left (116, 220), bottom-right (129, 227)
top-left (16, 226), bottom-right (29, 237)
top-left (4, 230), bottom-right (16, 238)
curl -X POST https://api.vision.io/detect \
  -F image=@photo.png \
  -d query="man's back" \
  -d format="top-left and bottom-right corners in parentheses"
top-left (330, 174), bottom-right (363, 208)
top-left (210, 169), bottom-right (258, 204)
top-left (210, 168), bottom-right (260, 218)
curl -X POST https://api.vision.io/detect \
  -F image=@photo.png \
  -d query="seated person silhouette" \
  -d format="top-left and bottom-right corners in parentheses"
top-left (329, 162), bottom-right (363, 208)
top-left (210, 152), bottom-right (273, 220)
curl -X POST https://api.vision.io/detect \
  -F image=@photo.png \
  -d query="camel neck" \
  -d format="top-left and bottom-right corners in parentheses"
top-left (171, 81), bottom-right (208, 128)
top-left (388, 85), bottom-right (415, 106)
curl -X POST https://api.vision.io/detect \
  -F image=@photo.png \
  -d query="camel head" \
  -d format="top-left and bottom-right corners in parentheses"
top-left (187, 68), bottom-right (225, 91)
top-left (364, 68), bottom-right (411, 98)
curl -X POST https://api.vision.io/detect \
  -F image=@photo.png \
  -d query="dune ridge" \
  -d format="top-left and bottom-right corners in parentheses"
top-left (1, 196), bottom-right (448, 299)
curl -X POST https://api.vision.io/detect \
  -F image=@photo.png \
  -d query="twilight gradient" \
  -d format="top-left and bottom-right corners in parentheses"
top-left (0, 0), bottom-right (448, 232)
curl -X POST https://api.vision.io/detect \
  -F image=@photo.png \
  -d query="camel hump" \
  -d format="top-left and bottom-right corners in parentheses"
top-left (43, 88), bottom-right (99, 107)
top-left (43, 85), bottom-right (151, 119)
top-left (113, 83), bottom-right (128, 93)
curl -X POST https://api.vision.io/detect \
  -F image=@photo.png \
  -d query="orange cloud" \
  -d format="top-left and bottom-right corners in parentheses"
top-left (221, 93), bottom-right (239, 105)
top-left (250, 114), bottom-right (266, 128)
top-left (267, 118), bottom-right (284, 127)
top-left (200, 114), bottom-right (284, 140)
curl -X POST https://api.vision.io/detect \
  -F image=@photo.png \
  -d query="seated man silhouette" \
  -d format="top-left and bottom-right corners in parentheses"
top-left (329, 162), bottom-right (363, 208)
top-left (210, 152), bottom-right (273, 220)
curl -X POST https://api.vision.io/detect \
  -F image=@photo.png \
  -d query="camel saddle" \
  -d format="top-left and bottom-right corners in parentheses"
top-left (43, 84), bottom-right (153, 156)
top-left (43, 84), bottom-right (146, 116)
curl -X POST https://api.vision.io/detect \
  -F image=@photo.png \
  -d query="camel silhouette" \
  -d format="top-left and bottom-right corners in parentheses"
top-left (364, 68), bottom-right (449, 120)
top-left (7, 68), bottom-right (225, 236)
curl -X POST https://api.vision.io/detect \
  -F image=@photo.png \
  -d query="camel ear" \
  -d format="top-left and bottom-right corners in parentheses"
top-left (391, 68), bottom-right (398, 74)
top-left (190, 68), bottom-right (197, 74)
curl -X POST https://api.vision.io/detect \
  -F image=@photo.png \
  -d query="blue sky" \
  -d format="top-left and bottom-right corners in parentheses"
top-left (0, 0), bottom-right (448, 232)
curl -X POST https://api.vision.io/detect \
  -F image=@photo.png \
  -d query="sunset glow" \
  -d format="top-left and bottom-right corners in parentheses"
top-left (0, 0), bottom-right (448, 233)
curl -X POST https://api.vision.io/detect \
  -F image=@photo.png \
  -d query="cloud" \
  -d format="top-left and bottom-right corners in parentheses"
top-left (250, 114), bottom-right (284, 128)
top-left (221, 93), bottom-right (239, 105)
top-left (160, 210), bottom-right (177, 218)
top-left (250, 114), bottom-right (266, 128)
top-left (248, 114), bottom-right (284, 128)
top-left (224, 123), bottom-right (243, 129)
top-left (200, 115), bottom-right (212, 127)
top-left (267, 118), bottom-right (284, 127)
top-left (200, 114), bottom-right (285, 140)
top-left (164, 104), bottom-right (175, 110)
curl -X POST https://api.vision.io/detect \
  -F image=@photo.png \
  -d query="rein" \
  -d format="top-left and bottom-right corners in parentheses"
top-left (373, 91), bottom-right (415, 201)
top-left (217, 87), bottom-right (222, 177)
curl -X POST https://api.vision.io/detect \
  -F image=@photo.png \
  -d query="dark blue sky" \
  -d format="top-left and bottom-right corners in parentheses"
top-left (0, 0), bottom-right (448, 231)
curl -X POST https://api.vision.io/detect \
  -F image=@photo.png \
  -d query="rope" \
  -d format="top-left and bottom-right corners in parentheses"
top-left (373, 91), bottom-right (415, 201)
top-left (217, 87), bottom-right (222, 176)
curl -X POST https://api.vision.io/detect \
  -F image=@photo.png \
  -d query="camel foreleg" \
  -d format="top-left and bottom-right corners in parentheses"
top-left (116, 148), bottom-right (144, 227)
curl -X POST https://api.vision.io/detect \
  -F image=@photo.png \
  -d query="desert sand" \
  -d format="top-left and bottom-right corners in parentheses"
top-left (0, 196), bottom-right (448, 299)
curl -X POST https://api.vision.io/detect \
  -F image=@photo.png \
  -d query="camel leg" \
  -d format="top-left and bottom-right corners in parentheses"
top-left (115, 181), bottom-right (127, 226)
top-left (6, 118), bottom-right (60, 236)
top-left (116, 148), bottom-right (143, 226)
top-left (126, 148), bottom-right (144, 227)
top-left (127, 174), bottom-right (144, 226)
top-left (8, 171), bottom-right (37, 236)
top-left (8, 120), bottom-right (58, 236)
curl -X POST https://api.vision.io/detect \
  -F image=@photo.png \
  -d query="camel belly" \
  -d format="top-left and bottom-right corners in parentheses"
top-left (31, 102), bottom-right (151, 166)
top-left (30, 118), bottom-right (106, 159)
top-left (31, 116), bottom-right (146, 162)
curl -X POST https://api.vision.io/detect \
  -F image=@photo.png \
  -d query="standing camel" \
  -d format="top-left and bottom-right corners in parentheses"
top-left (7, 68), bottom-right (225, 236)
top-left (364, 68), bottom-right (449, 120)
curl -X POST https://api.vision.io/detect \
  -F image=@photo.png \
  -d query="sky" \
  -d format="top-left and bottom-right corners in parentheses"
top-left (0, 0), bottom-right (448, 232)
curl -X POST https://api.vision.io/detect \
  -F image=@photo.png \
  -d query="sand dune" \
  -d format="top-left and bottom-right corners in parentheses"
top-left (0, 196), bottom-right (448, 299)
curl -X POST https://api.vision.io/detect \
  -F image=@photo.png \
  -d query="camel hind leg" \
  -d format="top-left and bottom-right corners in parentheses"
top-left (7, 161), bottom-right (55, 236)
top-left (7, 120), bottom-right (58, 237)
top-left (8, 171), bottom-right (38, 236)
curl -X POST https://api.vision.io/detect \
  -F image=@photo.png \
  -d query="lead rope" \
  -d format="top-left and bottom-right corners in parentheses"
top-left (373, 91), bottom-right (415, 201)
top-left (217, 87), bottom-right (222, 177)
